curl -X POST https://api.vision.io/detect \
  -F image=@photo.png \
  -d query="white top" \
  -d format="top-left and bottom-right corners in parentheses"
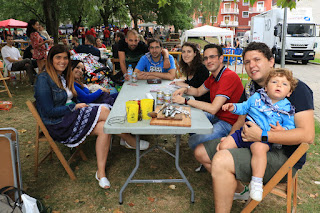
top-left (60, 75), bottom-right (73, 104)
top-left (1, 45), bottom-right (21, 71)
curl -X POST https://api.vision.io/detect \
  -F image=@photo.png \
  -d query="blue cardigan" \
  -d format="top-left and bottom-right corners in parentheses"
top-left (74, 82), bottom-right (103, 103)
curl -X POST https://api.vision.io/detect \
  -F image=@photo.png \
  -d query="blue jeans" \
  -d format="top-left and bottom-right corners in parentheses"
top-left (188, 112), bottom-right (232, 150)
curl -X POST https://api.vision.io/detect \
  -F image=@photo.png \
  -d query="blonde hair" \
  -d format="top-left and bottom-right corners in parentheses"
top-left (46, 45), bottom-right (77, 97)
top-left (265, 68), bottom-right (298, 92)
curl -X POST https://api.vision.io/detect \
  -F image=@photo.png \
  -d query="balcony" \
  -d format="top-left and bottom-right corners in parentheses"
top-left (220, 21), bottom-right (239, 27)
top-left (249, 7), bottom-right (266, 13)
top-left (221, 8), bottom-right (239, 14)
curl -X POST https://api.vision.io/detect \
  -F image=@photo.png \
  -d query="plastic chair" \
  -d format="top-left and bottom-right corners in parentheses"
top-left (241, 143), bottom-right (309, 213)
top-left (26, 100), bottom-right (88, 180)
top-left (223, 48), bottom-right (234, 63)
top-left (0, 128), bottom-right (23, 202)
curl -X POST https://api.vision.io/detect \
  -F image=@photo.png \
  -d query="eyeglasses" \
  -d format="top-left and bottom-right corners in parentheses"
top-left (203, 54), bottom-right (219, 61)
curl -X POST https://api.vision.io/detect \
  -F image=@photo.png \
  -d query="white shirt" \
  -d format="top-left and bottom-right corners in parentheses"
top-left (60, 75), bottom-right (73, 104)
top-left (1, 45), bottom-right (21, 71)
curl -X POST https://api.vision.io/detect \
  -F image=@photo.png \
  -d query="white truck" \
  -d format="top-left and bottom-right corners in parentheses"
top-left (251, 8), bottom-right (316, 64)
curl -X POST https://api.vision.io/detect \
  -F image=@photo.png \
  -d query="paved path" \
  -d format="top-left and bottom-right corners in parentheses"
top-left (230, 62), bottom-right (320, 121)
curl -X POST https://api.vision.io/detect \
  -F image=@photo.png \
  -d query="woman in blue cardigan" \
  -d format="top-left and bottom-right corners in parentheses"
top-left (71, 60), bottom-right (115, 107)
top-left (71, 60), bottom-right (149, 151)
top-left (34, 45), bottom-right (111, 189)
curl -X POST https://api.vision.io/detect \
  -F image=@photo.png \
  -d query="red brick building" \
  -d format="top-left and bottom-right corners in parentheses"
top-left (193, 0), bottom-right (273, 37)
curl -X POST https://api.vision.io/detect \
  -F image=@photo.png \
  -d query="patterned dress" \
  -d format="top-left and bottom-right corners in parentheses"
top-left (30, 32), bottom-right (47, 60)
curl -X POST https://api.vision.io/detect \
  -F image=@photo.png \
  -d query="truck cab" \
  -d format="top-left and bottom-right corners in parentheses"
top-left (251, 8), bottom-right (316, 64)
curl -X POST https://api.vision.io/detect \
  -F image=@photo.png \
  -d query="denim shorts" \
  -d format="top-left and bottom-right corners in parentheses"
top-left (188, 112), bottom-right (232, 150)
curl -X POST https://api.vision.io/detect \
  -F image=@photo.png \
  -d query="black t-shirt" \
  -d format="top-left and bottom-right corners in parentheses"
top-left (74, 45), bottom-right (101, 60)
top-left (185, 64), bottom-right (211, 103)
top-left (118, 39), bottom-right (148, 68)
top-left (240, 80), bottom-right (314, 169)
top-left (112, 43), bottom-right (120, 70)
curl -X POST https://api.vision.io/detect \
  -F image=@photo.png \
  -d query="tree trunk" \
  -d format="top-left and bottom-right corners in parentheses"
top-left (43, 0), bottom-right (59, 44)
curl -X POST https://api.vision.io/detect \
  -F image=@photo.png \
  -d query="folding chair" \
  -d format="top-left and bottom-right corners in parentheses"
top-left (0, 67), bottom-right (12, 98)
top-left (0, 128), bottom-right (23, 202)
top-left (111, 58), bottom-right (120, 75)
top-left (174, 58), bottom-right (182, 79)
top-left (241, 143), bottom-right (309, 213)
top-left (26, 100), bottom-right (88, 180)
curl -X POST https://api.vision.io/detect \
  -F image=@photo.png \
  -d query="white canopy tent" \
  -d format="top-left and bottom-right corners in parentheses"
top-left (181, 25), bottom-right (234, 47)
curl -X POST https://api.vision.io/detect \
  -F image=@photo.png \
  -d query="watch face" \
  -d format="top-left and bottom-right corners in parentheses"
top-left (262, 136), bottom-right (268, 142)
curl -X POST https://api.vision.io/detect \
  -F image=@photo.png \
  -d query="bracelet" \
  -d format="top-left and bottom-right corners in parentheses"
top-left (185, 85), bottom-right (191, 93)
top-left (164, 57), bottom-right (169, 59)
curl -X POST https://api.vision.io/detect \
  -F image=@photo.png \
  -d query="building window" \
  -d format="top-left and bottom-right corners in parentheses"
top-left (243, 11), bottom-right (249, 18)
top-left (224, 16), bottom-right (231, 23)
top-left (198, 16), bottom-right (203, 24)
top-left (210, 16), bottom-right (217, 23)
top-left (235, 16), bottom-right (238, 22)
top-left (257, 1), bottom-right (264, 12)
top-left (243, 0), bottom-right (249, 6)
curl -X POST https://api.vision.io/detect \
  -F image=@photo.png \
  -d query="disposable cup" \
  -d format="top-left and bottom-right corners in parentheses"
top-left (140, 99), bottom-right (154, 120)
top-left (126, 102), bottom-right (139, 123)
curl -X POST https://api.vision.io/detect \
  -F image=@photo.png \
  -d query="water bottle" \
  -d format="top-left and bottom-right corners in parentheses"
top-left (127, 64), bottom-right (133, 82)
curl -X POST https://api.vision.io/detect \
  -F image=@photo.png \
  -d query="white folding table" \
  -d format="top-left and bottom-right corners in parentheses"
top-left (103, 80), bottom-right (212, 204)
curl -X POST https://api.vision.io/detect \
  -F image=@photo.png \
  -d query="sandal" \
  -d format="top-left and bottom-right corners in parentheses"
top-left (95, 171), bottom-right (110, 189)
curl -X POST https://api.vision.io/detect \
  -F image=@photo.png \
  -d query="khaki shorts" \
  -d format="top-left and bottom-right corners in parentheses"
top-left (203, 139), bottom-right (297, 183)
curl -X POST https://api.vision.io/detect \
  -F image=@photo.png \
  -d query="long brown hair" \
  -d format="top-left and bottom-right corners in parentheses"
top-left (46, 44), bottom-right (77, 97)
top-left (179, 42), bottom-right (203, 76)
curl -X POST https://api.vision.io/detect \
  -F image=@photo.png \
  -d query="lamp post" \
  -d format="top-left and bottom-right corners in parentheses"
top-left (225, 19), bottom-right (229, 46)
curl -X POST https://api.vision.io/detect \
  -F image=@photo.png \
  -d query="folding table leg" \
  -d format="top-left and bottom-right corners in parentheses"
top-left (119, 135), bottom-right (140, 204)
top-left (174, 135), bottom-right (195, 203)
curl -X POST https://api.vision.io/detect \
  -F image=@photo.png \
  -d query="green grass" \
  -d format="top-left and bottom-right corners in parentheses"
top-left (310, 58), bottom-right (320, 63)
top-left (187, 38), bottom-right (210, 50)
top-left (1, 80), bottom-right (319, 212)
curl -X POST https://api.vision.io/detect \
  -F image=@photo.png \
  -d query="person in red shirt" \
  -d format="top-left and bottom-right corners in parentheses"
top-left (87, 27), bottom-right (97, 38)
top-left (103, 28), bottom-right (110, 46)
top-left (172, 43), bottom-right (243, 151)
top-left (95, 38), bottom-right (106, 48)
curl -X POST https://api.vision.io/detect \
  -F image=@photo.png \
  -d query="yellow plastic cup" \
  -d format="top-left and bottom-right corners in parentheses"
top-left (126, 100), bottom-right (138, 114)
top-left (126, 103), bottom-right (139, 123)
top-left (140, 99), bottom-right (154, 120)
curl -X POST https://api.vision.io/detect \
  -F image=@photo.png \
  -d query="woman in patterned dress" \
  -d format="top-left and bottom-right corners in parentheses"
top-left (34, 44), bottom-right (112, 189)
top-left (27, 19), bottom-right (51, 73)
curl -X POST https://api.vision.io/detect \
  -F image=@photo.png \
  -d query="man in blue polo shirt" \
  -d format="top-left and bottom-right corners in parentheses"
top-left (134, 38), bottom-right (176, 80)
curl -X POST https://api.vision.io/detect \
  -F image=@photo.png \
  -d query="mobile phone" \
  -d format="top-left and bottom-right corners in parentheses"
top-left (147, 79), bottom-right (162, 84)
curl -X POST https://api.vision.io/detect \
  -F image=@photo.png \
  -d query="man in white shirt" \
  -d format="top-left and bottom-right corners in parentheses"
top-left (1, 35), bottom-right (36, 85)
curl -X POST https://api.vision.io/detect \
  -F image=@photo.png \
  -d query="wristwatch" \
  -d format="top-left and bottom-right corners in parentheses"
top-left (185, 97), bottom-right (190, 105)
top-left (261, 130), bottom-right (268, 143)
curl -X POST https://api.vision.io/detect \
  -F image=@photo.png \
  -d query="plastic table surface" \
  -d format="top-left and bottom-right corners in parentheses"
top-left (103, 80), bottom-right (213, 135)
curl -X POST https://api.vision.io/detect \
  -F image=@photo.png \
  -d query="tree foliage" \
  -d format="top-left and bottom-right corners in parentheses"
top-left (0, 0), bottom-right (300, 41)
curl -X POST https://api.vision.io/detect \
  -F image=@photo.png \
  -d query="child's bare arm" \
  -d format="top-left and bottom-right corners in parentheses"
top-left (222, 103), bottom-right (235, 112)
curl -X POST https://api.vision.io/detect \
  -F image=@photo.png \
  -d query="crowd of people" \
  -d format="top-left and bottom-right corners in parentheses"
top-left (0, 19), bottom-right (315, 212)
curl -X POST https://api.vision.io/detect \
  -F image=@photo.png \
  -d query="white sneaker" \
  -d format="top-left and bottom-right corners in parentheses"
top-left (120, 138), bottom-right (150, 151)
top-left (233, 185), bottom-right (249, 200)
top-left (249, 180), bottom-right (263, 202)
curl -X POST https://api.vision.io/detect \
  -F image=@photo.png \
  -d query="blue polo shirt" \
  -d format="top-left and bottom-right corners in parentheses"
top-left (135, 54), bottom-right (176, 73)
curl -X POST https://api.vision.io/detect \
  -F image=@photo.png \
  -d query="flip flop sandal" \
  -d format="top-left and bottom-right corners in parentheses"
top-left (95, 171), bottom-right (110, 189)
